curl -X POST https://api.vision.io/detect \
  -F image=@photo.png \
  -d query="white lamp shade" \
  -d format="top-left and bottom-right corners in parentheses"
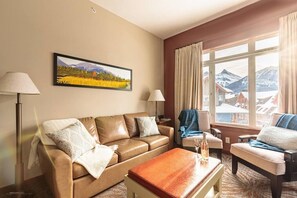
top-left (0, 72), bottom-right (40, 95)
top-left (148, 89), bottom-right (165, 101)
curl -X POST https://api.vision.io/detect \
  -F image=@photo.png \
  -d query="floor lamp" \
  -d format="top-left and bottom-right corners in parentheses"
top-left (0, 72), bottom-right (40, 194)
top-left (148, 89), bottom-right (165, 122)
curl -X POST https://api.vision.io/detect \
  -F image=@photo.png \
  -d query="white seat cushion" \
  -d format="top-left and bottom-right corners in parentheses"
top-left (182, 133), bottom-right (223, 149)
top-left (231, 143), bottom-right (285, 175)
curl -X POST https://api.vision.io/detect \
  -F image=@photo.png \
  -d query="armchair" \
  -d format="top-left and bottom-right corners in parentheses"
top-left (177, 110), bottom-right (223, 160)
top-left (231, 113), bottom-right (297, 198)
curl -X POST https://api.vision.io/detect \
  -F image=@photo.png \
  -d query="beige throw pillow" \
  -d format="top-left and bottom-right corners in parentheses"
top-left (46, 122), bottom-right (96, 162)
top-left (257, 126), bottom-right (297, 150)
top-left (136, 116), bottom-right (160, 137)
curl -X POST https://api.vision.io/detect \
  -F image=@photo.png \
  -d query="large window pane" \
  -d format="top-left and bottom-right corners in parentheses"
top-left (255, 36), bottom-right (279, 51)
top-left (203, 66), bottom-right (209, 110)
top-left (215, 59), bottom-right (249, 125)
top-left (203, 53), bottom-right (210, 62)
top-left (215, 44), bottom-right (248, 59)
top-left (255, 53), bottom-right (279, 126)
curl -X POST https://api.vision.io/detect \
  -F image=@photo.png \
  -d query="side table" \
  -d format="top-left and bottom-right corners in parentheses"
top-left (156, 118), bottom-right (172, 127)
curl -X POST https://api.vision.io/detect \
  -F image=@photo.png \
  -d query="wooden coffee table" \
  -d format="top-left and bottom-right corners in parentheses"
top-left (124, 148), bottom-right (224, 198)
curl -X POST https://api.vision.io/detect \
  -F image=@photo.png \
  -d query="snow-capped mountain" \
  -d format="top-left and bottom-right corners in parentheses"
top-left (256, 66), bottom-right (278, 92)
top-left (57, 58), bottom-right (69, 67)
top-left (75, 62), bottom-right (107, 73)
top-left (215, 69), bottom-right (242, 87)
top-left (226, 66), bottom-right (278, 93)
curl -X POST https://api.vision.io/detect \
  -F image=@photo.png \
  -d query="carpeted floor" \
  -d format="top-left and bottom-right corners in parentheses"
top-left (95, 154), bottom-right (297, 198)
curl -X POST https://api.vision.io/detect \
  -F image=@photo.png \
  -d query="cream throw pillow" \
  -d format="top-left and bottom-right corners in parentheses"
top-left (136, 116), bottom-right (160, 137)
top-left (257, 126), bottom-right (297, 150)
top-left (46, 122), bottom-right (96, 162)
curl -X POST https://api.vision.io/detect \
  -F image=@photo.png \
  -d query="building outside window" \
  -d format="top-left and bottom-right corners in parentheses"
top-left (202, 34), bottom-right (279, 127)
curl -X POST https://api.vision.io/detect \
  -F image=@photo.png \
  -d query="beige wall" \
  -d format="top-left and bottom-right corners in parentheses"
top-left (0, 0), bottom-right (164, 187)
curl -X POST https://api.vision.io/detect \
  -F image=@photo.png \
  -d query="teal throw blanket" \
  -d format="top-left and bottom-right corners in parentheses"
top-left (178, 109), bottom-right (203, 138)
top-left (249, 139), bottom-right (284, 153)
top-left (275, 114), bottom-right (297, 131)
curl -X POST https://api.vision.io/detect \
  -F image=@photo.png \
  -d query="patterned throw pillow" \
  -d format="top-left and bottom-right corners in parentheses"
top-left (136, 116), bottom-right (160, 138)
top-left (46, 122), bottom-right (96, 162)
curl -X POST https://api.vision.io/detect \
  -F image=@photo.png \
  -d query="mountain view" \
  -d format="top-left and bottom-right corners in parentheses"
top-left (56, 57), bottom-right (131, 90)
top-left (57, 59), bottom-right (113, 75)
top-left (215, 66), bottom-right (278, 93)
top-left (216, 69), bottom-right (242, 87)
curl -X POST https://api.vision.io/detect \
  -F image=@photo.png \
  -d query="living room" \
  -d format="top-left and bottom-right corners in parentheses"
top-left (0, 0), bottom-right (297, 197)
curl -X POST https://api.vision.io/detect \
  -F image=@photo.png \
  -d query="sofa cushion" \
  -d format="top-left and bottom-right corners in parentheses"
top-left (124, 112), bottom-right (148, 137)
top-left (136, 117), bottom-right (160, 137)
top-left (132, 135), bottom-right (169, 150)
top-left (72, 153), bottom-right (118, 179)
top-left (105, 139), bottom-right (148, 162)
top-left (95, 115), bottom-right (129, 144)
top-left (78, 117), bottom-right (100, 144)
top-left (231, 143), bottom-right (285, 175)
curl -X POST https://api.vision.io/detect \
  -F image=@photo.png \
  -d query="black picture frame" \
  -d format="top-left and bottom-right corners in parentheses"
top-left (53, 53), bottom-right (132, 91)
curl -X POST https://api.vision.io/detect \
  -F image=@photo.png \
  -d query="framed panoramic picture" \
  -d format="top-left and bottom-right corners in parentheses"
top-left (53, 53), bottom-right (132, 91)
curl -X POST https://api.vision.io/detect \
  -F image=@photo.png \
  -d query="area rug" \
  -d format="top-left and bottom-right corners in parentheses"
top-left (95, 154), bottom-right (297, 198)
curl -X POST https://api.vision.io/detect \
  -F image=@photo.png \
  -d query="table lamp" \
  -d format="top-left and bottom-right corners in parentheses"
top-left (0, 72), bottom-right (40, 194)
top-left (148, 89), bottom-right (165, 122)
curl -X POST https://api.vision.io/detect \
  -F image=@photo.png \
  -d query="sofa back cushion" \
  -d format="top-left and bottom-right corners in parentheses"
top-left (124, 112), bottom-right (148, 137)
top-left (95, 115), bottom-right (129, 144)
top-left (78, 117), bottom-right (100, 144)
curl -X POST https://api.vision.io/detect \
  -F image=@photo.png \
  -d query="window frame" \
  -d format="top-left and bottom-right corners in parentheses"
top-left (203, 33), bottom-right (279, 128)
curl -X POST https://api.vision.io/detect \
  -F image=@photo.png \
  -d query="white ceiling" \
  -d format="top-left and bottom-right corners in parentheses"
top-left (90, 0), bottom-right (260, 39)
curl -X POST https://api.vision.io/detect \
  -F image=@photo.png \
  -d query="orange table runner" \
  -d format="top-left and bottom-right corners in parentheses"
top-left (128, 148), bottom-right (221, 198)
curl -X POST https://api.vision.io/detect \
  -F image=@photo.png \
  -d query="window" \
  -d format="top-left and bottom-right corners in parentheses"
top-left (215, 59), bottom-right (249, 125)
top-left (255, 53), bottom-right (279, 126)
top-left (203, 34), bottom-right (279, 127)
top-left (203, 66), bottom-right (209, 108)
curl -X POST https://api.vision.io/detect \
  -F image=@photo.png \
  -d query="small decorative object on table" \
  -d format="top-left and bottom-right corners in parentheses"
top-left (201, 132), bottom-right (209, 161)
top-left (194, 138), bottom-right (201, 160)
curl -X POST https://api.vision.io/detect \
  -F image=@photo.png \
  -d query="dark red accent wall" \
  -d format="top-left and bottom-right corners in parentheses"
top-left (164, 0), bottom-right (297, 121)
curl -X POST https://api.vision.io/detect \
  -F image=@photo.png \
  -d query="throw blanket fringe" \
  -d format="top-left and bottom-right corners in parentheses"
top-left (275, 114), bottom-right (297, 130)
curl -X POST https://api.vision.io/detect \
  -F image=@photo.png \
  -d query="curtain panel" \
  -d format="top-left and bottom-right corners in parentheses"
top-left (174, 42), bottom-right (203, 144)
top-left (279, 12), bottom-right (297, 114)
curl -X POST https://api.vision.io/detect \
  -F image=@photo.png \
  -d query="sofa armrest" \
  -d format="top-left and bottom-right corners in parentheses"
top-left (210, 128), bottom-right (221, 139)
top-left (158, 125), bottom-right (174, 149)
top-left (238, 134), bottom-right (258, 143)
top-left (37, 142), bottom-right (73, 198)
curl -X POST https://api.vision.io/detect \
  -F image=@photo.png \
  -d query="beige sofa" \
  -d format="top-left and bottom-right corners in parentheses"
top-left (37, 112), bottom-right (174, 198)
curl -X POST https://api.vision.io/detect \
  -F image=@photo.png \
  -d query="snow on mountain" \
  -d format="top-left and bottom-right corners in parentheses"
top-left (256, 66), bottom-right (278, 92)
top-left (75, 62), bottom-right (106, 73)
top-left (215, 69), bottom-right (242, 87)
top-left (226, 66), bottom-right (278, 93)
top-left (57, 58), bottom-right (69, 67)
